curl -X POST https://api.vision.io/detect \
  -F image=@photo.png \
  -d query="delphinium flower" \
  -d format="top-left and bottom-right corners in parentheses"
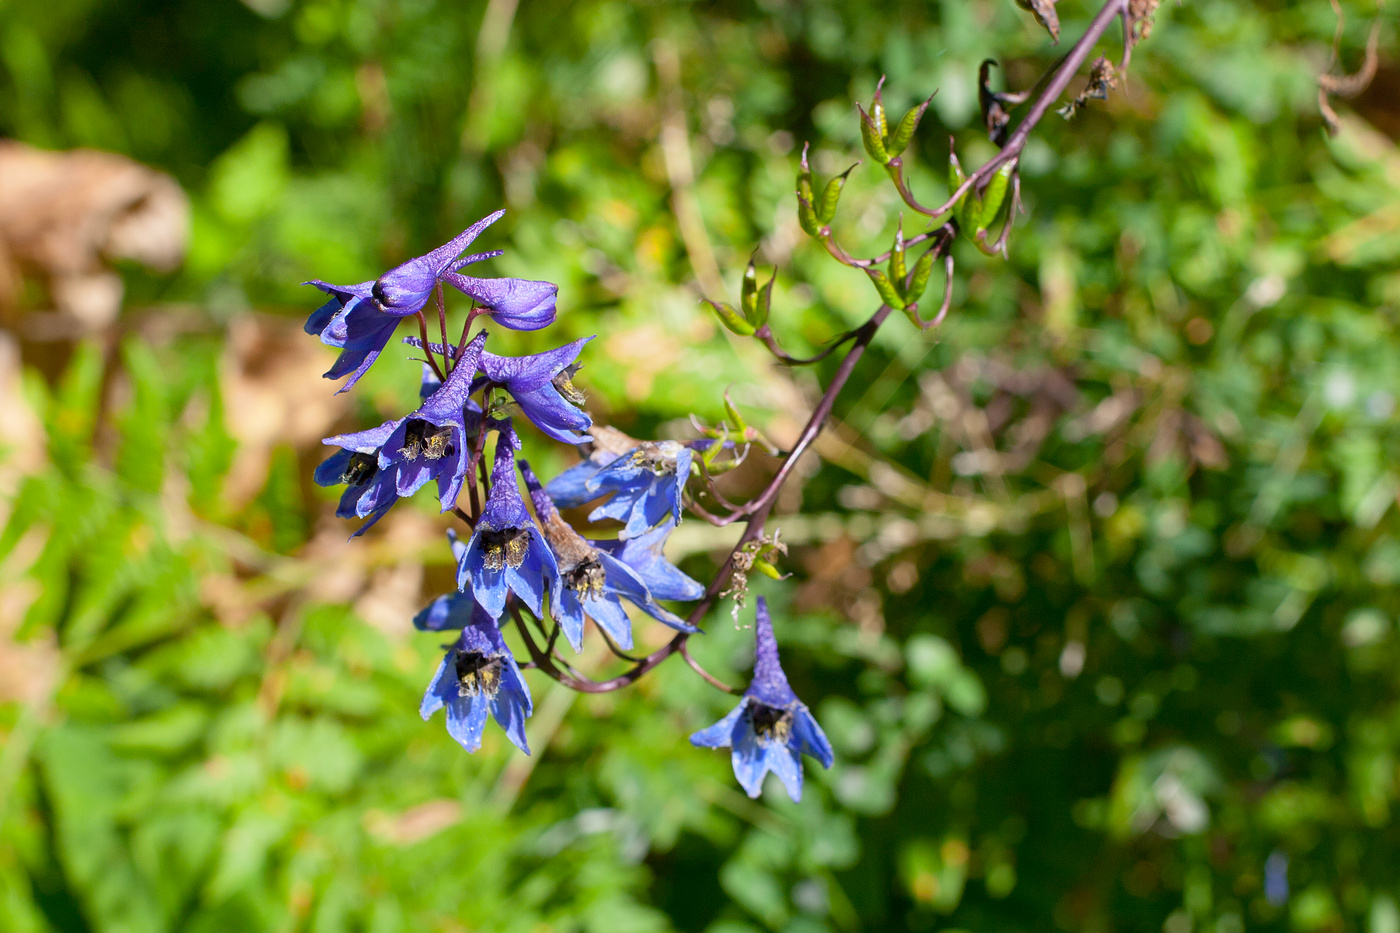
top-left (518, 461), bottom-right (696, 652)
top-left (304, 210), bottom-right (557, 392)
top-left (418, 586), bottom-right (533, 754)
top-left (457, 423), bottom-right (559, 619)
top-left (545, 426), bottom-right (696, 539)
top-left (403, 334), bottom-right (595, 445)
top-left (594, 518), bottom-right (705, 602)
top-left (315, 332), bottom-right (487, 535)
top-left (690, 597), bottom-right (833, 801)
top-left (481, 337), bottom-right (595, 444)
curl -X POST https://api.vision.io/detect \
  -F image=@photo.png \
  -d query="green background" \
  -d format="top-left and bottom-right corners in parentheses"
top-left (2, 0), bottom-right (1400, 930)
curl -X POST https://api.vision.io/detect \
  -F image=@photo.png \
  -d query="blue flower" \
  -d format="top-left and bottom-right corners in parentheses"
top-left (481, 338), bottom-right (595, 444)
top-left (594, 518), bottom-right (704, 602)
top-left (519, 461), bottom-right (696, 652)
top-left (419, 593), bottom-right (533, 754)
top-left (690, 597), bottom-right (833, 802)
top-left (457, 424), bottom-right (559, 619)
top-left (316, 332), bottom-right (487, 535)
top-left (303, 281), bottom-right (394, 394)
top-left (444, 269), bottom-right (558, 331)
top-left (545, 429), bottom-right (694, 539)
top-left (305, 210), bottom-right (557, 390)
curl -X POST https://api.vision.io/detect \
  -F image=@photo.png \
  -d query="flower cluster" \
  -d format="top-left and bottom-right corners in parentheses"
top-left (303, 213), bottom-right (832, 802)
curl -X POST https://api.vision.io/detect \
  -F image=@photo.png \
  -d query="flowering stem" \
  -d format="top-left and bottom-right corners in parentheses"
top-left (532, 302), bottom-right (895, 694)
top-left (416, 311), bottom-right (447, 383)
top-left (917, 0), bottom-right (1129, 217)
top-left (434, 283), bottom-right (451, 373)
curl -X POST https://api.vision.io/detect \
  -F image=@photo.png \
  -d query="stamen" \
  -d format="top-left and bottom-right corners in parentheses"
top-left (629, 442), bottom-right (678, 476)
top-left (749, 703), bottom-right (794, 743)
top-left (566, 557), bottom-right (607, 599)
top-left (481, 527), bottom-right (530, 571)
top-left (400, 419), bottom-right (454, 461)
top-left (340, 452), bottom-right (379, 486)
top-left (552, 364), bottom-right (587, 407)
top-left (454, 651), bottom-right (504, 698)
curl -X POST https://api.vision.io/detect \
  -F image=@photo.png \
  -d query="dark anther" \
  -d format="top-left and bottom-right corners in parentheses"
top-left (552, 364), bottom-right (587, 408)
top-left (340, 451), bottom-right (379, 486)
top-left (400, 419), bottom-right (454, 461)
top-left (481, 527), bottom-right (530, 571)
top-left (749, 702), bottom-right (794, 742)
top-left (566, 557), bottom-right (607, 598)
top-left (454, 650), bottom-right (504, 698)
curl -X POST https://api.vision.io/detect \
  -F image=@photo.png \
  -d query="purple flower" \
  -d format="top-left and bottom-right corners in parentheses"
top-left (690, 597), bottom-right (833, 802)
top-left (316, 332), bottom-right (487, 535)
top-left (481, 338), bottom-right (594, 444)
top-left (457, 425), bottom-right (559, 619)
top-left (305, 210), bottom-right (557, 390)
top-left (419, 593), bottom-right (533, 754)
top-left (303, 281), bottom-right (396, 394)
top-left (519, 461), bottom-right (696, 652)
top-left (594, 518), bottom-right (704, 602)
top-left (444, 270), bottom-right (558, 332)
top-left (545, 431), bottom-right (694, 539)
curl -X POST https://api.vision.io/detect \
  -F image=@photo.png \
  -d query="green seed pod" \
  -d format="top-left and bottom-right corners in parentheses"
top-left (797, 142), bottom-right (814, 203)
top-left (976, 162), bottom-right (1014, 230)
top-left (864, 267), bottom-right (906, 310)
top-left (753, 558), bottom-right (785, 580)
top-left (907, 248), bottom-right (936, 304)
top-left (796, 193), bottom-right (822, 238)
top-left (703, 299), bottom-right (756, 336)
top-left (723, 391), bottom-right (748, 435)
top-left (859, 105), bottom-right (890, 165)
top-left (889, 218), bottom-right (908, 288)
top-left (754, 271), bottom-right (774, 329)
top-left (947, 150), bottom-right (973, 230)
top-left (886, 94), bottom-right (933, 160)
top-left (817, 164), bottom-right (856, 225)
top-left (740, 256), bottom-right (758, 322)
top-left (871, 79), bottom-right (889, 140)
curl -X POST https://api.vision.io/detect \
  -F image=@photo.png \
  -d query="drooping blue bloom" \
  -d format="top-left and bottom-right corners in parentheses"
top-left (457, 424), bottom-right (558, 619)
top-left (305, 210), bottom-right (557, 390)
top-left (594, 518), bottom-right (704, 602)
top-left (518, 461), bottom-right (696, 652)
top-left (690, 597), bottom-right (833, 802)
top-left (419, 592), bottom-right (533, 754)
top-left (404, 335), bottom-right (595, 444)
top-left (545, 431), bottom-right (694, 539)
top-left (316, 332), bottom-right (487, 535)
top-left (303, 281), bottom-right (395, 394)
top-left (481, 337), bottom-right (595, 444)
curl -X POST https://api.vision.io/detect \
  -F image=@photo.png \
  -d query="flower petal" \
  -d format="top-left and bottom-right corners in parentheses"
top-left (689, 698), bottom-right (749, 749)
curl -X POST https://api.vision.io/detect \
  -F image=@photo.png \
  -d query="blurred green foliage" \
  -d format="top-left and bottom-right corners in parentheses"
top-left (3, 0), bottom-right (1400, 931)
